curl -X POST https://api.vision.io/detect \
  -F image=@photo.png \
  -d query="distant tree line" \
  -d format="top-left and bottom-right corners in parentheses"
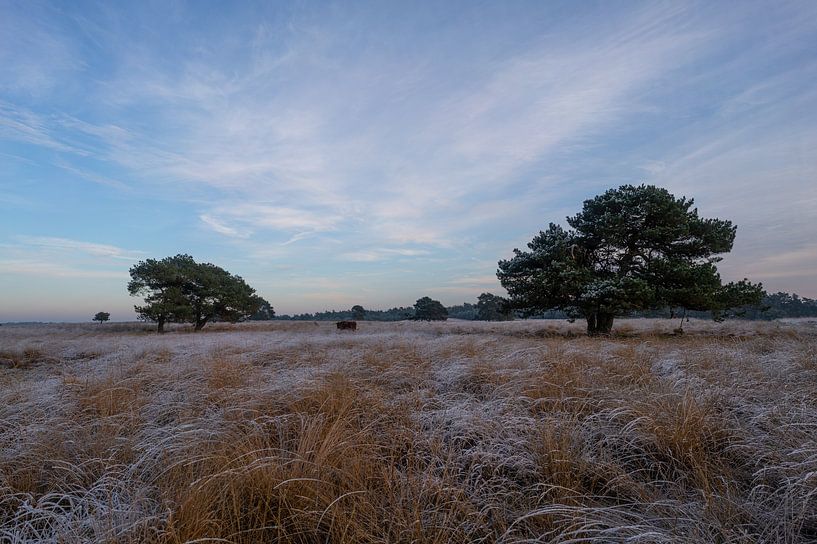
top-left (751, 292), bottom-right (817, 319)
top-left (268, 293), bottom-right (514, 322)
top-left (634, 291), bottom-right (817, 321)
top-left (274, 306), bottom-right (415, 322)
top-left (259, 290), bottom-right (815, 323)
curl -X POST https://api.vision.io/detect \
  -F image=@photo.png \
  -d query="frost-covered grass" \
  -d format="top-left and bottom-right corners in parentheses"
top-left (1, 318), bottom-right (816, 543)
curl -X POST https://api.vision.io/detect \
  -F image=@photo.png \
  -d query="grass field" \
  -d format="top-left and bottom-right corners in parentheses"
top-left (1, 318), bottom-right (816, 543)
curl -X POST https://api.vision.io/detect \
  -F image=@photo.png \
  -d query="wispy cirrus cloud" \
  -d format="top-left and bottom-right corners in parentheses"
top-left (15, 236), bottom-right (144, 260)
top-left (341, 248), bottom-right (431, 262)
top-left (0, 259), bottom-right (128, 279)
top-left (199, 214), bottom-right (247, 239)
top-left (199, 203), bottom-right (343, 243)
top-left (0, 236), bottom-right (141, 310)
top-left (0, 101), bottom-right (80, 154)
top-left (2, 2), bottom-right (717, 248)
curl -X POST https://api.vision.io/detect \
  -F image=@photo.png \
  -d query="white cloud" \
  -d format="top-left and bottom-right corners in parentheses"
top-left (199, 203), bottom-right (343, 245)
top-left (340, 248), bottom-right (431, 262)
top-left (199, 214), bottom-right (247, 238)
top-left (0, 3), bottom-right (715, 253)
top-left (15, 236), bottom-right (144, 260)
top-left (0, 259), bottom-right (128, 279)
top-left (0, 101), bottom-right (80, 154)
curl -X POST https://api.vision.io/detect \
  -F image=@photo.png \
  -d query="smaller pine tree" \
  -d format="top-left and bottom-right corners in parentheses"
top-left (93, 312), bottom-right (110, 324)
top-left (413, 297), bottom-right (448, 321)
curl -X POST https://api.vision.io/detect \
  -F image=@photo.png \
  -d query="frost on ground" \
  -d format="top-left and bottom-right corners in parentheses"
top-left (1, 318), bottom-right (816, 543)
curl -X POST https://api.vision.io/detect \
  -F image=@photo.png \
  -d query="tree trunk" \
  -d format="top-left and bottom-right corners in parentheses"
top-left (586, 312), bottom-right (615, 336)
top-left (194, 316), bottom-right (209, 331)
top-left (674, 307), bottom-right (688, 334)
top-left (157, 317), bottom-right (165, 334)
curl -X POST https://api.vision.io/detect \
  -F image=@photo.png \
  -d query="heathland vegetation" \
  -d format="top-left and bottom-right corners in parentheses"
top-left (1, 319), bottom-right (816, 542)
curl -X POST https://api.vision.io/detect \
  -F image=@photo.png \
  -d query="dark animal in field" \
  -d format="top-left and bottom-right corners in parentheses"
top-left (336, 321), bottom-right (357, 331)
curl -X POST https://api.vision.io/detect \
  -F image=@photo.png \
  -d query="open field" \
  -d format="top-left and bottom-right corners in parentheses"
top-left (1, 319), bottom-right (817, 543)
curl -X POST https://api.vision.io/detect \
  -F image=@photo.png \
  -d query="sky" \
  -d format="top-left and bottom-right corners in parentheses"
top-left (1, 0), bottom-right (816, 321)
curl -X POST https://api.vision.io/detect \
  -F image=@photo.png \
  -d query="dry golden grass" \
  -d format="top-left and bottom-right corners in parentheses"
top-left (1, 318), bottom-right (816, 542)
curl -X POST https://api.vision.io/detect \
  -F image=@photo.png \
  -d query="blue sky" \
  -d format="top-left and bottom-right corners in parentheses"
top-left (1, 0), bottom-right (816, 321)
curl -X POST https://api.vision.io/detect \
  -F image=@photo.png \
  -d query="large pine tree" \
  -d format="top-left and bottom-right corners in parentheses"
top-left (497, 185), bottom-right (762, 335)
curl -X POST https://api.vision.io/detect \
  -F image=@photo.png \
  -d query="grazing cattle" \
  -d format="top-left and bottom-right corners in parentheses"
top-left (336, 320), bottom-right (357, 331)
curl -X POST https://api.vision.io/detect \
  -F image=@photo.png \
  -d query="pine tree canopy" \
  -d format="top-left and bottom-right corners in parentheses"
top-left (497, 184), bottom-right (763, 335)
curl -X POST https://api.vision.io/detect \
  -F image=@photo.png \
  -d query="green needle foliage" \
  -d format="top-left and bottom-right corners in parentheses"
top-left (413, 296), bottom-right (448, 321)
top-left (92, 311), bottom-right (110, 324)
top-left (476, 292), bottom-right (513, 321)
top-left (351, 305), bottom-right (366, 320)
top-left (497, 184), bottom-right (763, 335)
top-left (128, 254), bottom-right (267, 332)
